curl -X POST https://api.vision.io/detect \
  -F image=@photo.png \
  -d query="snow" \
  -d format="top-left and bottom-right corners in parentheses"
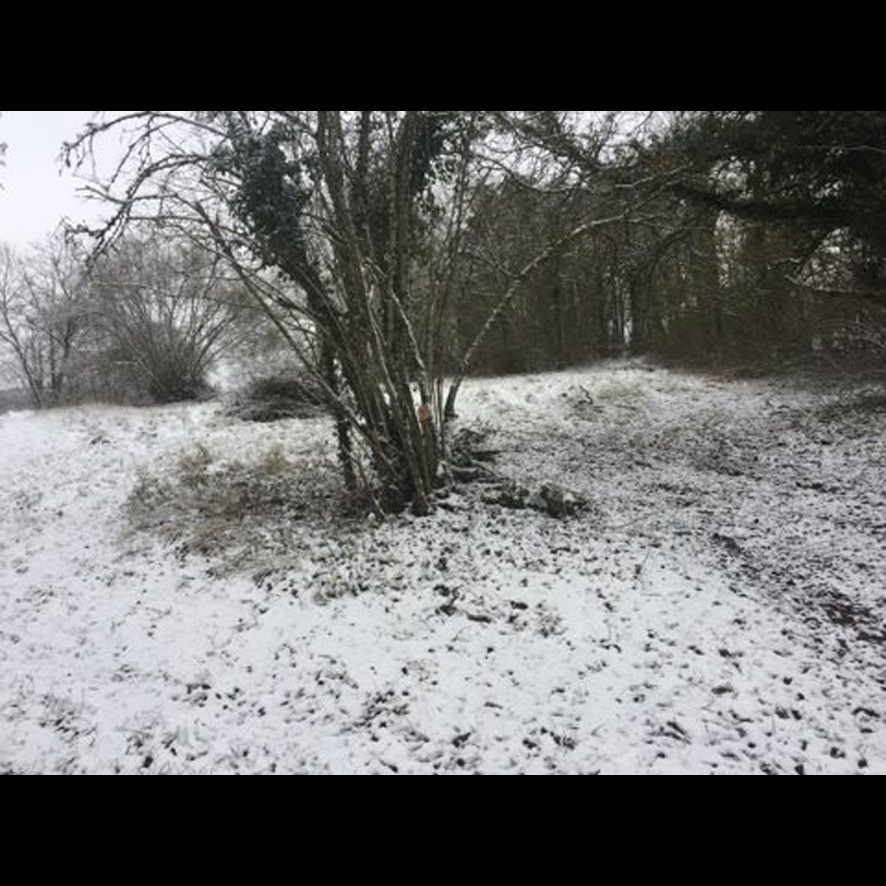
top-left (1, 363), bottom-right (885, 774)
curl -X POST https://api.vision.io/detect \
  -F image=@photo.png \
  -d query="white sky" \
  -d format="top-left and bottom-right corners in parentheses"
top-left (0, 110), bottom-right (111, 249)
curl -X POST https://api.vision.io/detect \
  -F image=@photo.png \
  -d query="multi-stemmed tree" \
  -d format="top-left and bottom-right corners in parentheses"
top-left (66, 111), bottom-right (652, 515)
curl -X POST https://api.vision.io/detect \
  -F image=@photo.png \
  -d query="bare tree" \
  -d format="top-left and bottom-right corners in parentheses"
top-left (86, 232), bottom-right (242, 403)
top-left (0, 236), bottom-right (88, 407)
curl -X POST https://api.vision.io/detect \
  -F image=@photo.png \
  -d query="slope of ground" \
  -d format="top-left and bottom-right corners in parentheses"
top-left (1, 364), bottom-right (884, 774)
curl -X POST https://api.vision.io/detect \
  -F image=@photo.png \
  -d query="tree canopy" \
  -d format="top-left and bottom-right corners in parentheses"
top-left (662, 111), bottom-right (886, 304)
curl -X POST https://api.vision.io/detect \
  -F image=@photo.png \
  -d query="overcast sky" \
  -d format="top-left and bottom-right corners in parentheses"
top-left (0, 111), bottom-right (111, 249)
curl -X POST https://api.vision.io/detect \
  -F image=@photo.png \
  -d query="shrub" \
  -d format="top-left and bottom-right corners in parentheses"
top-left (229, 372), bottom-right (328, 423)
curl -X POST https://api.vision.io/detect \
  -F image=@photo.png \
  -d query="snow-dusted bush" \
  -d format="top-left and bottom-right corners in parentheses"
top-left (228, 372), bottom-right (328, 423)
top-left (85, 234), bottom-right (241, 405)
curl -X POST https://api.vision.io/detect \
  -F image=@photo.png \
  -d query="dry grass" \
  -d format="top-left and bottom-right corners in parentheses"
top-left (127, 444), bottom-right (345, 573)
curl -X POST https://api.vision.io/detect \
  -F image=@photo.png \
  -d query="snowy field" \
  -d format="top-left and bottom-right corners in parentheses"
top-left (1, 362), bottom-right (884, 775)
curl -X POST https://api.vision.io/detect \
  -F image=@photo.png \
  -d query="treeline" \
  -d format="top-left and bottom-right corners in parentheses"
top-left (5, 111), bottom-right (885, 413)
top-left (446, 111), bottom-right (886, 373)
top-left (0, 232), bottom-right (245, 408)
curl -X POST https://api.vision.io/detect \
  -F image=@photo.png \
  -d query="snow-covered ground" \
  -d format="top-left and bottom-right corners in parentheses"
top-left (1, 363), bottom-right (884, 774)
